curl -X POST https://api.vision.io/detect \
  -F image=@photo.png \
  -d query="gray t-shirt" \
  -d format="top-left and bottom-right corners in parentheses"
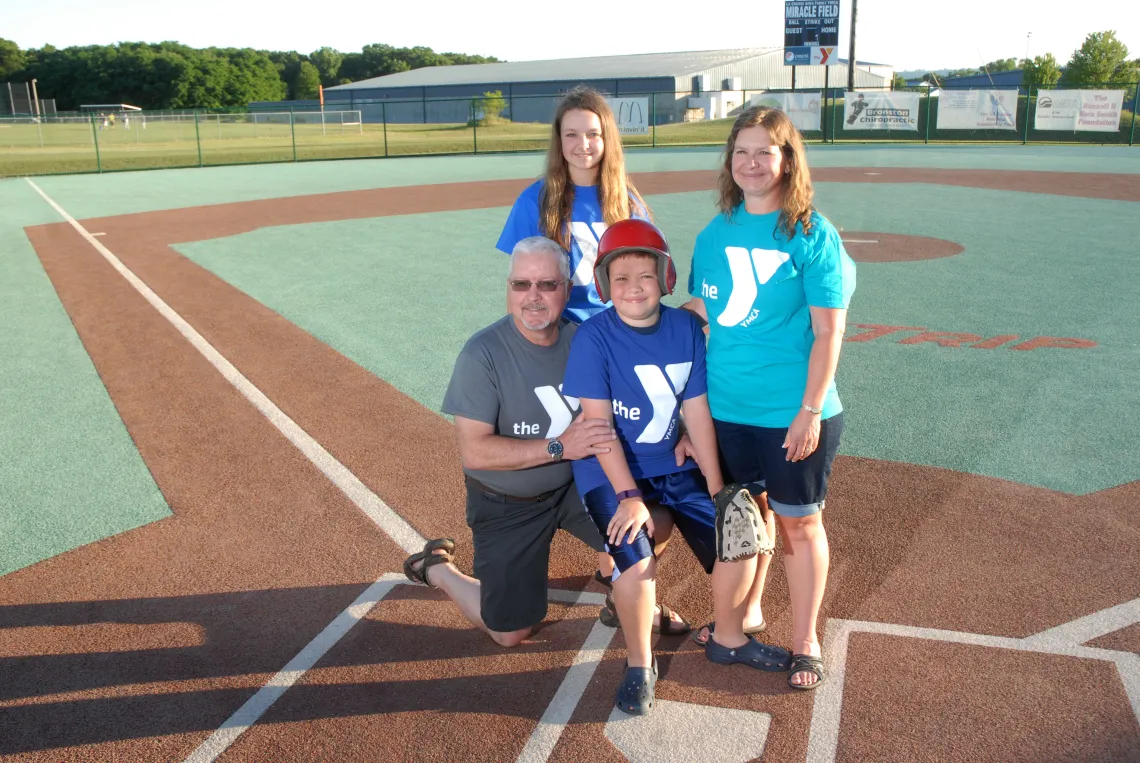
top-left (443, 315), bottom-right (581, 496)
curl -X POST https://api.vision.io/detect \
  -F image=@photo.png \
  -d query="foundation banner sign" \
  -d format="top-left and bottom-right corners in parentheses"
top-left (1034, 90), bottom-right (1124, 132)
top-left (750, 92), bottom-right (822, 131)
top-left (784, 0), bottom-right (840, 66)
top-left (843, 91), bottom-right (920, 130)
top-left (605, 97), bottom-right (649, 134)
top-left (937, 89), bottom-right (1019, 130)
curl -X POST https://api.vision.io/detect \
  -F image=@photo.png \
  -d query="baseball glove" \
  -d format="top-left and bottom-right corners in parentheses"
top-left (714, 483), bottom-right (774, 562)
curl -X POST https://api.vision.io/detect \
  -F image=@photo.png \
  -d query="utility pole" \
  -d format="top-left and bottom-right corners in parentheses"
top-left (31, 79), bottom-right (40, 118)
top-left (847, 0), bottom-right (859, 93)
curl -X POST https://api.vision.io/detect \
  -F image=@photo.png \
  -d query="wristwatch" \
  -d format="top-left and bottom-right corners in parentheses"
top-left (802, 404), bottom-right (823, 415)
top-left (546, 439), bottom-right (564, 461)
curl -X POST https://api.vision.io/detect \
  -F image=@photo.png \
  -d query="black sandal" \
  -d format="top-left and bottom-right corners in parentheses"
top-left (690, 619), bottom-right (767, 645)
top-left (403, 538), bottom-right (455, 588)
top-left (599, 595), bottom-right (692, 636)
top-left (787, 653), bottom-right (825, 690)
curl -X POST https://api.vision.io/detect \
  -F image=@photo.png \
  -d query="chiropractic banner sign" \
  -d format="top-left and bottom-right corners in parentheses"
top-left (749, 92), bottom-right (822, 131)
top-left (937, 89), bottom-right (1019, 130)
top-left (1034, 90), bottom-right (1124, 132)
top-left (843, 91), bottom-right (920, 131)
top-left (605, 97), bottom-right (649, 134)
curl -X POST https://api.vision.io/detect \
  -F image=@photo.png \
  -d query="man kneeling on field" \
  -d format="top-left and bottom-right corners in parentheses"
top-left (402, 236), bottom-right (620, 646)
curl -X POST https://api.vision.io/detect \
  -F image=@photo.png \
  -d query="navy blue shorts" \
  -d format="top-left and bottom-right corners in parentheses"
top-left (581, 469), bottom-right (717, 577)
top-left (715, 413), bottom-right (844, 518)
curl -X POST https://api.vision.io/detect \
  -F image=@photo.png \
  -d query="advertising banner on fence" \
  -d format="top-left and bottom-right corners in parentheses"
top-left (605, 97), bottom-right (649, 134)
top-left (750, 92), bottom-right (822, 131)
top-left (937, 89), bottom-right (1018, 130)
top-left (1034, 90), bottom-right (1124, 132)
top-left (843, 91), bottom-right (920, 130)
top-left (784, 0), bottom-right (840, 66)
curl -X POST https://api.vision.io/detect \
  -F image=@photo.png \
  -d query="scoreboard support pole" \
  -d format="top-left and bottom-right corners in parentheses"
top-left (847, 0), bottom-right (858, 92)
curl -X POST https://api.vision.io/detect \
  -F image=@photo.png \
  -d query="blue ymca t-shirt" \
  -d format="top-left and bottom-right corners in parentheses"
top-left (562, 306), bottom-right (708, 494)
top-left (497, 180), bottom-right (646, 324)
top-left (689, 207), bottom-right (856, 428)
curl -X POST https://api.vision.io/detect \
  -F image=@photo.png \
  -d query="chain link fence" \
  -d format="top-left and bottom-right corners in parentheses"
top-left (2, 84), bottom-right (1136, 177)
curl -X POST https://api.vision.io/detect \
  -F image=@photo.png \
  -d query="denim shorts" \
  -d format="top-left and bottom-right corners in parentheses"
top-left (714, 413), bottom-right (844, 518)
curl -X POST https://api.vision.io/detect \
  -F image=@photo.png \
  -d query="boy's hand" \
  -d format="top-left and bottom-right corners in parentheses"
top-left (608, 498), bottom-right (655, 546)
top-left (560, 417), bottom-right (616, 460)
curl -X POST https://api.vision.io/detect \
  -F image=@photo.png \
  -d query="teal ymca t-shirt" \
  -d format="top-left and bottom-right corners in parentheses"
top-left (688, 206), bottom-right (856, 428)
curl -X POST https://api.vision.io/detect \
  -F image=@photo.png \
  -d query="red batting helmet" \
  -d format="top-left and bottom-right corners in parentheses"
top-left (593, 219), bottom-right (677, 303)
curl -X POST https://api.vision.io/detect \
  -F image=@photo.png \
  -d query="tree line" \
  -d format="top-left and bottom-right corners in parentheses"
top-left (893, 31), bottom-right (1138, 91)
top-left (0, 40), bottom-right (500, 110)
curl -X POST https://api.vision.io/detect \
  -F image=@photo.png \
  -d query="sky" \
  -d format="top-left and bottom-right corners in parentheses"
top-left (6, 0), bottom-right (1139, 73)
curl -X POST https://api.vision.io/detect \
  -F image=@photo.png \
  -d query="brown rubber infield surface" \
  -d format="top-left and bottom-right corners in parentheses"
top-left (3, 168), bottom-right (1139, 761)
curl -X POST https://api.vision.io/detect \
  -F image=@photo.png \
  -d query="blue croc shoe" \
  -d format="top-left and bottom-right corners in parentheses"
top-left (705, 637), bottom-right (791, 672)
top-left (615, 658), bottom-right (658, 716)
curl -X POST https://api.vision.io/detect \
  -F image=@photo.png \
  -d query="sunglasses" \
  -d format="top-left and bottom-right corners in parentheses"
top-left (508, 278), bottom-right (567, 292)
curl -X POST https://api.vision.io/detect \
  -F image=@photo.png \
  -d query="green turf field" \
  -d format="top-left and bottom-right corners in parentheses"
top-left (4, 145), bottom-right (1138, 574)
top-left (0, 181), bottom-right (171, 575)
top-left (174, 181), bottom-right (1139, 496)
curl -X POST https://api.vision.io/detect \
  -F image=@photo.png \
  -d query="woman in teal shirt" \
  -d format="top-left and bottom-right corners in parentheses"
top-left (683, 106), bottom-right (856, 690)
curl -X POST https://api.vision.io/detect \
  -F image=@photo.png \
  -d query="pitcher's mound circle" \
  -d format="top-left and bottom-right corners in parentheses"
top-left (839, 232), bottom-right (964, 262)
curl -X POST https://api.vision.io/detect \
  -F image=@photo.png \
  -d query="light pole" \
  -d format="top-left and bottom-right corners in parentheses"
top-left (1025, 32), bottom-right (1032, 66)
top-left (30, 78), bottom-right (40, 118)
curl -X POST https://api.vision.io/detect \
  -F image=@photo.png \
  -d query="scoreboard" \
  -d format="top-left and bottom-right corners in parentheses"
top-left (784, 0), bottom-right (840, 66)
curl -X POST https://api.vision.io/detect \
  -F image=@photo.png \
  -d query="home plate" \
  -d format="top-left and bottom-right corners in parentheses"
top-left (604, 699), bottom-right (771, 762)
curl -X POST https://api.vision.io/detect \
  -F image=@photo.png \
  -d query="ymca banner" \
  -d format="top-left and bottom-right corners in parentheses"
top-left (1034, 90), bottom-right (1124, 132)
top-left (843, 91), bottom-right (920, 131)
top-left (749, 92), bottom-right (822, 131)
top-left (605, 97), bottom-right (649, 134)
top-left (937, 89), bottom-right (1018, 130)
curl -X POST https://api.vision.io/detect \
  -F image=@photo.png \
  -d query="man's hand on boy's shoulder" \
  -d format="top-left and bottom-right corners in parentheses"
top-left (558, 417), bottom-right (616, 460)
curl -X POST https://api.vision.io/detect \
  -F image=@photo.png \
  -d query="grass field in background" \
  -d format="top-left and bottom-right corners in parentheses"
top-left (0, 119), bottom-right (738, 176)
top-left (2, 106), bottom-right (1134, 177)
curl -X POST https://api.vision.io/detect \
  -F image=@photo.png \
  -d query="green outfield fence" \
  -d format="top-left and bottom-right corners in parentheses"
top-left (2, 83), bottom-right (1137, 177)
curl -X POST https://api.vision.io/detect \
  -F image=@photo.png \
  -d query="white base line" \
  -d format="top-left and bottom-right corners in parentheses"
top-left (840, 239), bottom-right (879, 244)
top-left (517, 594), bottom-right (618, 763)
top-left (28, 178), bottom-right (614, 763)
top-left (25, 178), bottom-right (425, 556)
top-left (184, 573), bottom-right (405, 763)
top-left (806, 599), bottom-right (1140, 763)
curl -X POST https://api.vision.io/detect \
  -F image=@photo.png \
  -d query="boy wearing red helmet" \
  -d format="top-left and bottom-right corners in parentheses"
top-left (562, 220), bottom-right (790, 717)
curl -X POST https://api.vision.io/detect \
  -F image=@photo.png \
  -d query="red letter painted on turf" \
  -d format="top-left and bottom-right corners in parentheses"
top-left (971, 335), bottom-right (1020, 349)
top-left (897, 331), bottom-right (984, 347)
top-left (1008, 337), bottom-right (1098, 351)
top-left (845, 324), bottom-right (925, 342)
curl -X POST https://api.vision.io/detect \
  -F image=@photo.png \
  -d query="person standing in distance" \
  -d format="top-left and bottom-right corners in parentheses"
top-left (683, 106), bottom-right (856, 690)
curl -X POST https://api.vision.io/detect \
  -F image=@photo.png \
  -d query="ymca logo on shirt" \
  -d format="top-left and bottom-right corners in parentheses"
top-left (569, 222), bottom-right (608, 286)
top-left (519, 384), bottom-right (580, 438)
top-left (700, 247), bottom-right (790, 328)
top-left (610, 363), bottom-right (692, 444)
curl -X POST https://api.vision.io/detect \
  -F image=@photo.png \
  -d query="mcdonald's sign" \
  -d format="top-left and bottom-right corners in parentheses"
top-left (605, 97), bottom-right (650, 134)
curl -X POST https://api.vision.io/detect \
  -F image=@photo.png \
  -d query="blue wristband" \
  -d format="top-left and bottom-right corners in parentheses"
top-left (615, 488), bottom-right (643, 502)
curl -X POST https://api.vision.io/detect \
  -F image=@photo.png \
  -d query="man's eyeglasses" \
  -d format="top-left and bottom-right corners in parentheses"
top-left (508, 279), bottom-right (567, 292)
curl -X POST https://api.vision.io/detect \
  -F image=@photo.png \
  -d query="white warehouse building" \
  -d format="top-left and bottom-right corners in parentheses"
top-left (323, 48), bottom-right (893, 125)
